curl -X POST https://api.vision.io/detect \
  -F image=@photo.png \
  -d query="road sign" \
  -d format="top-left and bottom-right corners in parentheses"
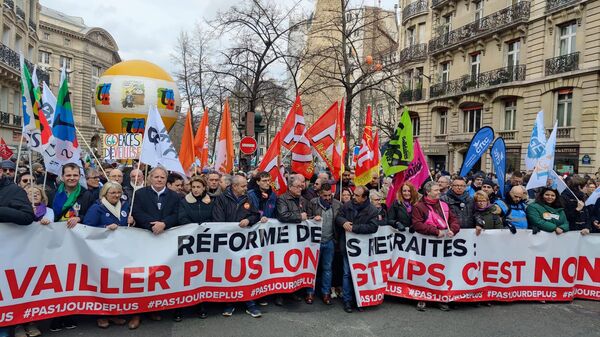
top-left (240, 136), bottom-right (258, 155)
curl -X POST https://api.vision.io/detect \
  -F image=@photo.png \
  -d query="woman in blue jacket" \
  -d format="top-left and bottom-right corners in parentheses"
top-left (84, 182), bottom-right (134, 229)
top-left (82, 182), bottom-right (132, 328)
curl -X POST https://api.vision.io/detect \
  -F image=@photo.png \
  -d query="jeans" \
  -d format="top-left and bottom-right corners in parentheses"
top-left (307, 240), bottom-right (335, 296)
top-left (342, 253), bottom-right (354, 304)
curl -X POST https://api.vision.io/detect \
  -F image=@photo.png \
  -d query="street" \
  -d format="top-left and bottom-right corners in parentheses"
top-left (30, 298), bottom-right (600, 337)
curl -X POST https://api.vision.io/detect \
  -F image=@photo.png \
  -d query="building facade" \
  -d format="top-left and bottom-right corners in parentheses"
top-left (0, 0), bottom-right (47, 149)
top-left (398, 0), bottom-right (600, 175)
top-left (38, 6), bottom-right (120, 148)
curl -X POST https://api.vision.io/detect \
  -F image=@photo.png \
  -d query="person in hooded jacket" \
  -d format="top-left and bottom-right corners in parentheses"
top-left (526, 187), bottom-right (569, 234)
top-left (440, 177), bottom-right (474, 228)
top-left (472, 191), bottom-right (503, 235)
top-left (247, 171), bottom-right (277, 220)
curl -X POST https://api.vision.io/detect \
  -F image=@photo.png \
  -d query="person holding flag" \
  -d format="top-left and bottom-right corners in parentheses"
top-left (559, 175), bottom-right (589, 235)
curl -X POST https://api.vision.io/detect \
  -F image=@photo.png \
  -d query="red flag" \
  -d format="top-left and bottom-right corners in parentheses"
top-left (332, 98), bottom-right (346, 180)
top-left (194, 108), bottom-right (210, 169)
top-left (373, 131), bottom-right (381, 168)
top-left (280, 96), bottom-right (313, 178)
top-left (258, 132), bottom-right (287, 195)
top-left (305, 102), bottom-right (338, 177)
top-left (179, 110), bottom-right (195, 174)
top-left (354, 106), bottom-right (378, 186)
top-left (0, 137), bottom-right (13, 160)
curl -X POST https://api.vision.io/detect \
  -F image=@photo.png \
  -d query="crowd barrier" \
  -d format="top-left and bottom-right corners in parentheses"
top-left (0, 221), bottom-right (598, 326)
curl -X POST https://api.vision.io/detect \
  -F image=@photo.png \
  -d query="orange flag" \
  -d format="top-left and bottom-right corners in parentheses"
top-left (179, 110), bottom-right (195, 174)
top-left (305, 102), bottom-right (338, 178)
top-left (214, 99), bottom-right (234, 174)
top-left (194, 108), bottom-right (210, 169)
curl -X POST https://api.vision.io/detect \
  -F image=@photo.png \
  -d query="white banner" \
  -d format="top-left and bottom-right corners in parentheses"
top-left (346, 227), bottom-right (600, 307)
top-left (0, 220), bottom-right (320, 326)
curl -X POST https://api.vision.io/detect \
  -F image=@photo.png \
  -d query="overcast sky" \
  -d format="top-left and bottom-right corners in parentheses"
top-left (41, 0), bottom-right (399, 75)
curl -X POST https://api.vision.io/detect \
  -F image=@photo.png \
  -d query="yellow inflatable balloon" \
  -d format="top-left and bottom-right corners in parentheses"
top-left (94, 60), bottom-right (181, 134)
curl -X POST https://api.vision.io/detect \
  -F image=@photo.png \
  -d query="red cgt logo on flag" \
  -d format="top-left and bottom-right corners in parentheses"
top-left (0, 137), bottom-right (14, 160)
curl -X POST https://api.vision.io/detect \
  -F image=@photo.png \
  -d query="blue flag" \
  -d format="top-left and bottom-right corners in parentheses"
top-left (490, 138), bottom-right (506, 198)
top-left (459, 126), bottom-right (494, 177)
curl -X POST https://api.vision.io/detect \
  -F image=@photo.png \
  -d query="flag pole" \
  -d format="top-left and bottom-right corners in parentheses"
top-left (14, 135), bottom-right (24, 183)
top-left (127, 159), bottom-right (143, 226)
top-left (74, 126), bottom-right (108, 180)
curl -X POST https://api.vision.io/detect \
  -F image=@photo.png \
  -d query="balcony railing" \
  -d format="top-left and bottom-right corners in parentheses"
top-left (545, 52), bottom-right (579, 76)
top-left (498, 130), bottom-right (518, 141)
top-left (548, 127), bottom-right (574, 139)
top-left (431, 0), bottom-right (449, 10)
top-left (0, 42), bottom-right (50, 83)
top-left (3, 0), bottom-right (14, 10)
top-left (402, 0), bottom-right (428, 23)
top-left (448, 133), bottom-right (475, 143)
top-left (400, 43), bottom-right (427, 63)
top-left (546, 0), bottom-right (579, 13)
top-left (399, 88), bottom-right (425, 103)
top-left (430, 65), bottom-right (526, 98)
top-left (429, 1), bottom-right (530, 55)
top-left (12, 115), bottom-right (21, 126)
top-left (15, 5), bottom-right (24, 19)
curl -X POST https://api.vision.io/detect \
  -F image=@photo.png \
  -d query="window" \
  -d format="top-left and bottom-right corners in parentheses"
top-left (28, 45), bottom-right (33, 59)
top-left (13, 92), bottom-right (20, 115)
top-left (504, 101), bottom-right (517, 130)
top-left (91, 114), bottom-right (98, 126)
top-left (470, 53), bottom-right (481, 82)
top-left (416, 67), bottom-right (424, 88)
top-left (463, 108), bottom-right (482, 133)
top-left (406, 26), bottom-right (415, 47)
top-left (346, 13), bottom-right (352, 22)
top-left (474, 1), bottom-right (484, 22)
top-left (64, 38), bottom-right (70, 46)
top-left (507, 40), bottom-right (520, 68)
top-left (60, 56), bottom-right (72, 70)
top-left (39, 51), bottom-right (50, 64)
top-left (0, 87), bottom-right (8, 112)
top-left (559, 22), bottom-right (576, 56)
top-left (92, 65), bottom-right (101, 78)
top-left (2, 26), bottom-right (10, 45)
top-left (418, 23), bottom-right (426, 44)
top-left (438, 110), bottom-right (448, 135)
top-left (557, 91), bottom-right (572, 127)
top-left (43, 32), bottom-right (50, 40)
top-left (441, 15), bottom-right (451, 35)
top-left (440, 62), bottom-right (449, 83)
top-left (15, 34), bottom-right (22, 53)
top-left (411, 116), bottom-right (420, 136)
top-left (405, 69), bottom-right (413, 89)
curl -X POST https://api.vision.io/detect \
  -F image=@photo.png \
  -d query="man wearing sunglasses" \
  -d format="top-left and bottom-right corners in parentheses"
top-left (1, 159), bottom-right (16, 179)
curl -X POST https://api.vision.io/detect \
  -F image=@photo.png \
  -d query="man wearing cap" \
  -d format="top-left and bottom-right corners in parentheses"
top-left (1, 159), bottom-right (16, 179)
top-left (481, 178), bottom-right (499, 203)
top-left (466, 172), bottom-right (485, 197)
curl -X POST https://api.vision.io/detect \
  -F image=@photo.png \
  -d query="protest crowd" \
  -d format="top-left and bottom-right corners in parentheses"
top-left (1, 154), bottom-right (599, 336)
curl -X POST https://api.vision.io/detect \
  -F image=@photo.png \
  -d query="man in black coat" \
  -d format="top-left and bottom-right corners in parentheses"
top-left (335, 185), bottom-right (379, 313)
top-left (0, 164), bottom-right (34, 225)
top-left (211, 175), bottom-right (262, 317)
top-left (132, 167), bottom-right (180, 234)
top-left (277, 174), bottom-right (310, 224)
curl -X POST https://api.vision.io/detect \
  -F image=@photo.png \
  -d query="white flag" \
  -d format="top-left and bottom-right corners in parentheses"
top-left (140, 106), bottom-right (186, 177)
top-left (526, 121), bottom-right (557, 190)
top-left (525, 110), bottom-right (546, 171)
top-left (42, 82), bottom-right (57, 129)
top-left (548, 170), bottom-right (568, 194)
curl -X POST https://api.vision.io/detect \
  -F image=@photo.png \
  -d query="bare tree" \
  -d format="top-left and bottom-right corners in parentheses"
top-left (300, 0), bottom-right (403, 164)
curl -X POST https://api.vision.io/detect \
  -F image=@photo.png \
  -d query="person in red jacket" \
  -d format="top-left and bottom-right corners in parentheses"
top-left (411, 181), bottom-right (460, 312)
